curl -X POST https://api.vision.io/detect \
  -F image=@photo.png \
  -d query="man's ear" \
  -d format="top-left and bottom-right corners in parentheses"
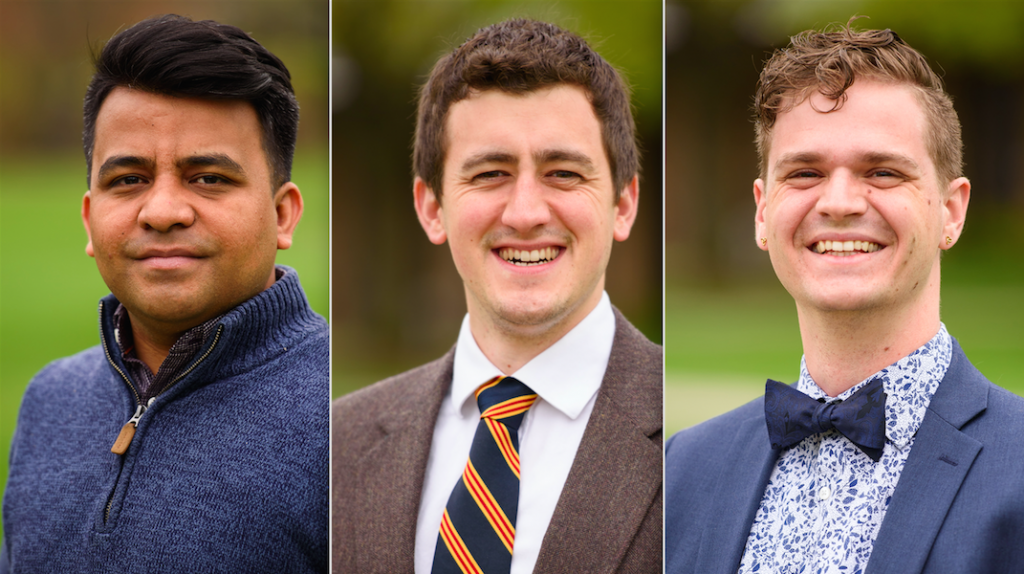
top-left (753, 178), bottom-right (769, 251)
top-left (413, 177), bottom-right (447, 245)
top-left (82, 191), bottom-right (95, 257)
top-left (273, 182), bottom-right (304, 250)
top-left (612, 175), bottom-right (640, 241)
top-left (940, 176), bottom-right (970, 250)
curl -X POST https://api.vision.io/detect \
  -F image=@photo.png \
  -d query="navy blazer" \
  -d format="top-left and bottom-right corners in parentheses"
top-left (665, 340), bottom-right (1024, 574)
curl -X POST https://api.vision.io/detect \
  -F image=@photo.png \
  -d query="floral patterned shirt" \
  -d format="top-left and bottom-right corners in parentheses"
top-left (738, 324), bottom-right (953, 574)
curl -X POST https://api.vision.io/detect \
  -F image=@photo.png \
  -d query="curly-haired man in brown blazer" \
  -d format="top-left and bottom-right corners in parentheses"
top-left (332, 19), bottom-right (662, 574)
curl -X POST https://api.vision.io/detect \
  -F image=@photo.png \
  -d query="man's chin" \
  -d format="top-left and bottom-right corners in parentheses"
top-left (793, 287), bottom-right (897, 315)
top-left (112, 288), bottom-right (218, 326)
top-left (486, 296), bottom-right (584, 338)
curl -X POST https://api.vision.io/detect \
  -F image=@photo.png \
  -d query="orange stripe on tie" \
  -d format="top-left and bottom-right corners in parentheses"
top-left (439, 510), bottom-right (484, 574)
top-left (486, 417), bottom-right (521, 477)
top-left (463, 460), bottom-right (516, 553)
top-left (474, 376), bottom-right (504, 400)
top-left (480, 395), bottom-right (538, 420)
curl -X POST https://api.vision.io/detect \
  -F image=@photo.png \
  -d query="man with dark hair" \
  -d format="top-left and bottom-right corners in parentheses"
top-left (1, 15), bottom-right (327, 572)
top-left (666, 22), bottom-right (1024, 574)
top-left (332, 19), bottom-right (662, 574)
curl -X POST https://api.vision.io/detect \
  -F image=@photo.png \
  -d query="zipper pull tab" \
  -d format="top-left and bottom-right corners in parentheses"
top-left (111, 404), bottom-right (145, 455)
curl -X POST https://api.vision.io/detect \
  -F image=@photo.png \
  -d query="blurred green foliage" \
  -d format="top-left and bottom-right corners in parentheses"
top-left (733, 0), bottom-right (1024, 77)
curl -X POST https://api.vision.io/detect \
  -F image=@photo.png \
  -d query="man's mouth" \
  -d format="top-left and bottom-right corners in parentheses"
top-left (498, 247), bottom-right (561, 266)
top-left (811, 240), bottom-right (882, 256)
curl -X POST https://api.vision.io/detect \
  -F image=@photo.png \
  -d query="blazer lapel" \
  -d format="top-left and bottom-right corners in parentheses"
top-left (348, 350), bottom-right (453, 573)
top-left (866, 341), bottom-right (987, 574)
top-left (533, 310), bottom-right (663, 574)
top-left (695, 410), bottom-right (780, 574)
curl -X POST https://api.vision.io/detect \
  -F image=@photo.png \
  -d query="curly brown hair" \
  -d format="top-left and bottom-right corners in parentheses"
top-left (414, 18), bottom-right (638, 202)
top-left (753, 19), bottom-right (962, 184)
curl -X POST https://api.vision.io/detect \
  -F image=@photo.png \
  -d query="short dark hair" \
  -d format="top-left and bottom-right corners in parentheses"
top-left (414, 18), bottom-right (638, 202)
top-left (754, 19), bottom-right (962, 183)
top-left (83, 14), bottom-right (299, 189)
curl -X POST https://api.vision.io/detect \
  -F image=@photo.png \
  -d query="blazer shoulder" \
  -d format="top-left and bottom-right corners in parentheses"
top-left (333, 349), bottom-right (450, 415)
top-left (611, 307), bottom-right (662, 363)
top-left (331, 350), bottom-right (453, 437)
top-left (666, 395), bottom-right (765, 469)
top-left (959, 377), bottom-right (1024, 452)
top-left (608, 307), bottom-right (663, 396)
top-left (931, 340), bottom-right (1024, 435)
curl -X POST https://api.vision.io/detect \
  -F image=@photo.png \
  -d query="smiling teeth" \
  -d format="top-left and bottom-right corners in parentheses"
top-left (813, 240), bottom-right (882, 255)
top-left (499, 247), bottom-right (561, 266)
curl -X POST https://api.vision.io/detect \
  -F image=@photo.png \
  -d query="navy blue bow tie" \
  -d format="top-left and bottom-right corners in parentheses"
top-left (764, 378), bottom-right (888, 462)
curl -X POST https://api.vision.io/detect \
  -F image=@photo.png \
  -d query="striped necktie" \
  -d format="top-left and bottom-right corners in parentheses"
top-left (432, 375), bottom-right (538, 574)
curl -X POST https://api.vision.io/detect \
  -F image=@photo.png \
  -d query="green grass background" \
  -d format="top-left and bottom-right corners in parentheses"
top-left (0, 148), bottom-right (328, 538)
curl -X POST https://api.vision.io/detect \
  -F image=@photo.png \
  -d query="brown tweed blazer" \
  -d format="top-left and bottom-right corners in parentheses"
top-left (331, 308), bottom-right (663, 573)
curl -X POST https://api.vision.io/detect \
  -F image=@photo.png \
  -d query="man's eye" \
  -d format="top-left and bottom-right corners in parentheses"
top-left (475, 171), bottom-right (503, 179)
top-left (550, 170), bottom-right (581, 179)
top-left (194, 174), bottom-right (228, 185)
top-left (791, 171), bottom-right (819, 178)
top-left (113, 175), bottom-right (146, 186)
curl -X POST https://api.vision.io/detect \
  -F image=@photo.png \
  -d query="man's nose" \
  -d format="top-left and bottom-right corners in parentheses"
top-left (500, 175), bottom-right (552, 232)
top-left (816, 170), bottom-right (868, 220)
top-left (137, 177), bottom-right (196, 232)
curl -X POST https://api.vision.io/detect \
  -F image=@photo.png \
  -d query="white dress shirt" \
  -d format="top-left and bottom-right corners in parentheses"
top-left (414, 292), bottom-right (616, 574)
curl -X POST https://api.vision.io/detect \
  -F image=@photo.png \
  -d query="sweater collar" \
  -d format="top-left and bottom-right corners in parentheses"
top-left (99, 265), bottom-right (324, 397)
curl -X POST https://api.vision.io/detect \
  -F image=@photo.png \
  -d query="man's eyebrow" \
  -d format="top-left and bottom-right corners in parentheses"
top-left (458, 149), bottom-right (597, 173)
top-left (177, 154), bottom-right (246, 176)
top-left (773, 151), bottom-right (922, 174)
top-left (460, 151), bottom-right (517, 173)
top-left (535, 149), bottom-right (596, 171)
top-left (773, 151), bottom-right (824, 174)
top-left (861, 151), bottom-right (920, 171)
top-left (96, 155), bottom-right (156, 182)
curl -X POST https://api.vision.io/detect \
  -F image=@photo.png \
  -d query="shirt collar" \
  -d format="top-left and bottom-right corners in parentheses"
top-left (797, 323), bottom-right (953, 450)
top-left (451, 292), bottom-right (615, 420)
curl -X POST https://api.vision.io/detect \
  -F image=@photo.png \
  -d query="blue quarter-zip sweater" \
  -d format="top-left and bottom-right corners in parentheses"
top-left (1, 266), bottom-right (328, 573)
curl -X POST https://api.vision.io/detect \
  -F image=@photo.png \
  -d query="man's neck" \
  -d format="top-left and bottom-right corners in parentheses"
top-left (127, 316), bottom-right (186, 375)
top-left (797, 297), bottom-right (941, 397)
top-left (468, 291), bottom-right (603, 375)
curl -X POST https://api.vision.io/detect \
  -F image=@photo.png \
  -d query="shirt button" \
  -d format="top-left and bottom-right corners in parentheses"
top-left (818, 486), bottom-right (831, 500)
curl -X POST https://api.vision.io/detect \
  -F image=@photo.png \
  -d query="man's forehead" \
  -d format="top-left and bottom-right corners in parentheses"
top-left (767, 81), bottom-right (929, 167)
top-left (443, 85), bottom-right (606, 166)
top-left (445, 84), bottom-right (597, 133)
top-left (92, 89), bottom-right (264, 159)
top-left (97, 86), bottom-right (258, 118)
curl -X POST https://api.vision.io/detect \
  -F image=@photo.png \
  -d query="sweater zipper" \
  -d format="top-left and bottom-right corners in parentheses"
top-left (99, 301), bottom-right (225, 523)
top-left (99, 300), bottom-right (225, 456)
top-left (98, 301), bottom-right (144, 444)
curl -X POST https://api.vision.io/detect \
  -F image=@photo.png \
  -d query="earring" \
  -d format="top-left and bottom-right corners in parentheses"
top-left (946, 236), bottom-right (953, 245)
top-left (760, 237), bottom-right (767, 247)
